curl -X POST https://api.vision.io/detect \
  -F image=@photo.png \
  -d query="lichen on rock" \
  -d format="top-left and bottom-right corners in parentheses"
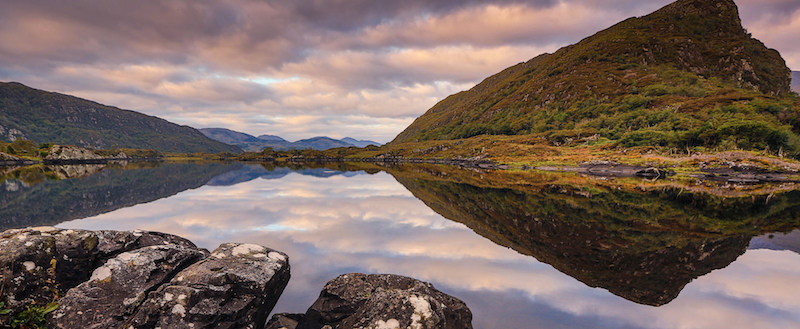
top-left (271, 273), bottom-right (472, 329)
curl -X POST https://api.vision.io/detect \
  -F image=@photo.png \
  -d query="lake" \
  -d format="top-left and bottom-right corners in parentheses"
top-left (2, 161), bottom-right (800, 329)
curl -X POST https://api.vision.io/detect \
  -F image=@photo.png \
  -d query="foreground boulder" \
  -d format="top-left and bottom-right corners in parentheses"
top-left (267, 273), bottom-right (473, 329)
top-left (128, 243), bottom-right (290, 329)
top-left (0, 228), bottom-right (290, 329)
top-left (51, 245), bottom-right (207, 328)
top-left (0, 227), bottom-right (196, 315)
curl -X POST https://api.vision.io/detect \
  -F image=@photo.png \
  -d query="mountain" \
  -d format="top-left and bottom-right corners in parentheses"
top-left (793, 71), bottom-right (800, 93)
top-left (392, 0), bottom-right (797, 154)
top-left (341, 137), bottom-right (380, 148)
top-left (0, 82), bottom-right (241, 153)
top-left (294, 136), bottom-right (354, 150)
top-left (200, 128), bottom-right (380, 151)
top-left (199, 128), bottom-right (284, 152)
top-left (257, 134), bottom-right (289, 143)
top-left (198, 128), bottom-right (262, 145)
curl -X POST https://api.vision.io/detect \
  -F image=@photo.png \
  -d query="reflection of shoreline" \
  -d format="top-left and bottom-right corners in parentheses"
top-left (7, 160), bottom-right (800, 307)
top-left (50, 164), bottom-right (108, 179)
top-left (376, 164), bottom-right (800, 306)
top-left (53, 162), bottom-right (800, 329)
top-left (750, 230), bottom-right (800, 255)
top-left (0, 162), bottom-right (241, 230)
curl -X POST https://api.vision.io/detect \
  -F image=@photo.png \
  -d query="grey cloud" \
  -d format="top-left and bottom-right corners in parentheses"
top-left (0, 0), bottom-right (797, 139)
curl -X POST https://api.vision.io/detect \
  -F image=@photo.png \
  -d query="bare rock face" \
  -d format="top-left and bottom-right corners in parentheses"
top-left (0, 227), bottom-right (197, 316)
top-left (128, 243), bottom-right (291, 329)
top-left (51, 245), bottom-right (207, 328)
top-left (280, 273), bottom-right (473, 329)
top-left (45, 145), bottom-right (104, 161)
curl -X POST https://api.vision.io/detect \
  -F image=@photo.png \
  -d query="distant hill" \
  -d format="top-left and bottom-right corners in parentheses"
top-left (341, 137), bottom-right (381, 148)
top-left (392, 0), bottom-right (798, 155)
top-left (294, 136), bottom-right (354, 150)
top-left (199, 128), bottom-right (284, 152)
top-left (0, 82), bottom-right (241, 153)
top-left (257, 135), bottom-right (288, 142)
top-left (200, 128), bottom-right (380, 151)
top-left (793, 71), bottom-right (800, 93)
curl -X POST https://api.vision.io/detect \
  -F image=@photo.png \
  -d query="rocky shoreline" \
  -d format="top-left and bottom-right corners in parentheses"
top-left (6, 144), bottom-right (796, 185)
top-left (0, 145), bottom-right (163, 166)
top-left (276, 156), bottom-right (800, 184)
top-left (0, 228), bottom-right (473, 329)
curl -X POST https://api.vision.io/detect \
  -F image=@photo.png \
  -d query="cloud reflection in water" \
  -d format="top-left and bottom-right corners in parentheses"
top-left (58, 165), bottom-right (800, 329)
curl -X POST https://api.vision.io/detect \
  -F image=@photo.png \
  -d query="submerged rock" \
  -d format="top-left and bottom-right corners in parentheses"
top-left (270, 273), bottom-right (473, 329)
top-left (128, 243), bottom-right (290, 329)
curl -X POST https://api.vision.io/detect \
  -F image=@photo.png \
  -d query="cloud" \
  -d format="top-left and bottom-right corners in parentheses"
top-left (738, 1), bottom-right (800, 69)
top-left (0, 0), bottom-right (797, 141)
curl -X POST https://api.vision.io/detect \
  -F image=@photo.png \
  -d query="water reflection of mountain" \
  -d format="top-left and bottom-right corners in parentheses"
top-left (206, 164), bottom-right (367, 186)
top-left (381, 165), bottom-right (800, 306)
top-left (750, 230), bottom-right (800, 255)
top-left (0, 162), bottom-right (241, 230)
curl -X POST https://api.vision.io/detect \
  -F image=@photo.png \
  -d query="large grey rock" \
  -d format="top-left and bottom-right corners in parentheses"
top-left (1, 229), bottom-right (290, 328)
top-left (51, 245), bottom-right (207, 329)
top-left (129, 243), bottom-right (290, 329)
top-left (288, 273), bottom-right (473, 329)
top-left (0, 227), bottom-right (199, 317)
top-left (45, 145), bottom-right (104, 161)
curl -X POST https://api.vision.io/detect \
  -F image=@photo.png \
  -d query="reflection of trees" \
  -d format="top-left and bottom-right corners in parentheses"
top-left (0, 162), bottom-right (240, 230)
top-left (381, 164), bottom-right (800, 306)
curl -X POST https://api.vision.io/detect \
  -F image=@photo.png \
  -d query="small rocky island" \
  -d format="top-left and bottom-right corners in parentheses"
top-left (0, 227), bottom-right (473, 328)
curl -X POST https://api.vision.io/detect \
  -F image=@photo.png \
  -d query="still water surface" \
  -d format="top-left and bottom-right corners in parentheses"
top-left (2, 162), bottom-right (800, 328)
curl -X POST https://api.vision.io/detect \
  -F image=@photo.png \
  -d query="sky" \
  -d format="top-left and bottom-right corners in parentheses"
top-left (0, 0), bottom-right (798, 143)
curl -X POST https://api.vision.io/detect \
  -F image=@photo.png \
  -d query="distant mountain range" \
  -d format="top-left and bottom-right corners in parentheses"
top-left (206, 164), bottom-right (368, 186)
top-left (200, 128), bottom-right (380, 151)
top-left (0, 82), bottom-right (241, 153)
top-left (793, 71), bottom-right (799, 93)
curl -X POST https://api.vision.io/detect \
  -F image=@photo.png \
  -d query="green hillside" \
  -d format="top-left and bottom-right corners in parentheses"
top-left (393, 0), bottom-right (799, 155)
top-left (0, 82), bottom-right (241, 153)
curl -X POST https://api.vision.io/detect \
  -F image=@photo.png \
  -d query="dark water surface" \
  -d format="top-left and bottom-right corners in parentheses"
top-left (2, 162), bottom-right (800, 329)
